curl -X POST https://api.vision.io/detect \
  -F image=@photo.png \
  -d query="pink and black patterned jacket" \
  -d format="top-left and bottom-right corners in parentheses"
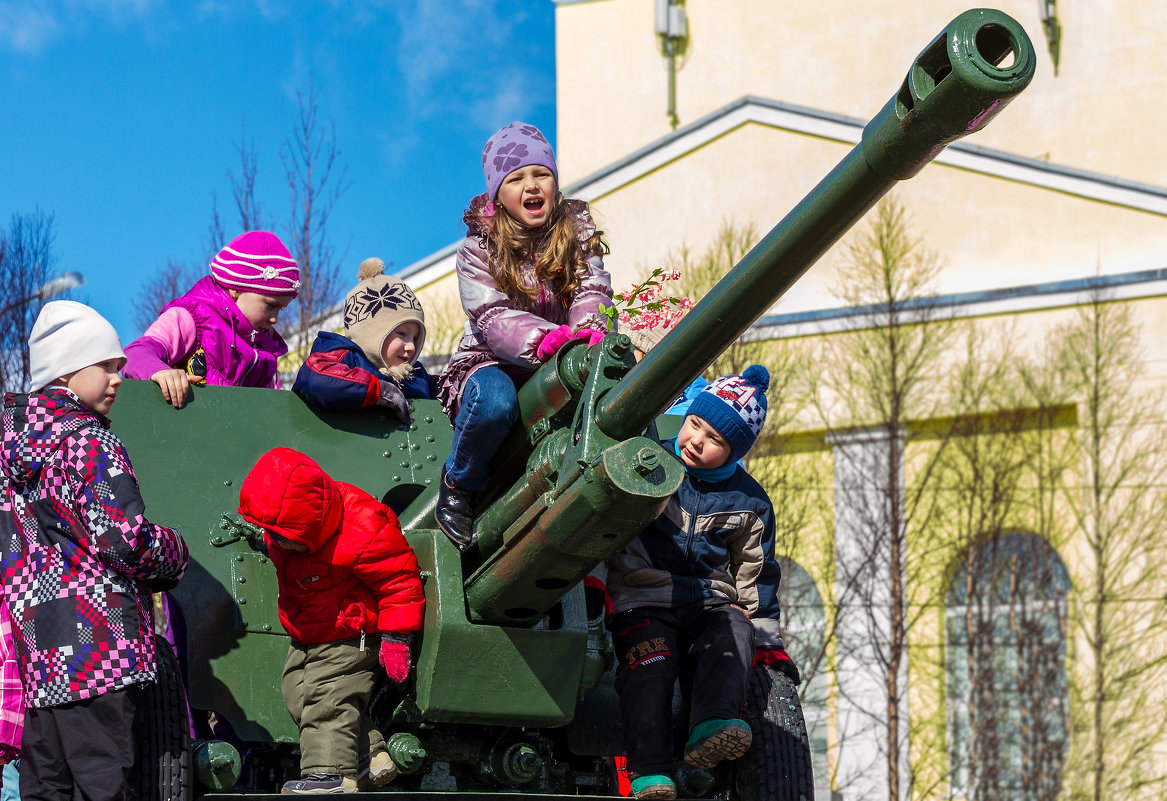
top-left (0, 388), bottom-right (189, 708)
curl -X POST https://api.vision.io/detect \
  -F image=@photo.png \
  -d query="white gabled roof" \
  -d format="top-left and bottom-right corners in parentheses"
top-left (396, 95), bottom-right (1167, 295)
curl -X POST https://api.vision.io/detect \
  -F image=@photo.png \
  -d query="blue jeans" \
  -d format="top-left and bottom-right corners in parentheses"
top-left (444, 366), bottom-right (521, 491)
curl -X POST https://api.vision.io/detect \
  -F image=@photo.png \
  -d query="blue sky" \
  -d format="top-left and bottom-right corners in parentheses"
top-left (0, 1), bottom-right (556, 343)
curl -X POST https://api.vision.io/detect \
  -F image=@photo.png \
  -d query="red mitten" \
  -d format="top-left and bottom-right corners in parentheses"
top-left (536, 324), bottom-right (575, 361)
top-left (379, 633), bottom-right (412, 683)
top-left (753, 647), bottom-right (801, 684)
top-left (578, 328), bottom-right (607, 347)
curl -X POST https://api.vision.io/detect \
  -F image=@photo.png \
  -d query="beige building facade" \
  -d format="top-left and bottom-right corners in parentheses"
top-left (395, 2), bottom-right (1167, 799)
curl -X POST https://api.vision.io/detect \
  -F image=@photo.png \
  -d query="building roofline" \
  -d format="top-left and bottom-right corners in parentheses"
top-left (750, 267), bottom-right (1167, 340)
top-left (562, 95), bottom-right (1167, 211)
top-left (394, 95), bottom-right (1167, 291)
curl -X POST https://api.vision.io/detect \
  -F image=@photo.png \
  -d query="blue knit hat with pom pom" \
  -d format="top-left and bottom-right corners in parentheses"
top-left (686, 364), bottom-right (770, 462)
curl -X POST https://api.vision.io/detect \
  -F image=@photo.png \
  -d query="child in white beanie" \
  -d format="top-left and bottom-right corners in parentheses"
top-left (291, 258), bottom-right (436, 421)
top-left (1, 301), bottom-right (189, 801)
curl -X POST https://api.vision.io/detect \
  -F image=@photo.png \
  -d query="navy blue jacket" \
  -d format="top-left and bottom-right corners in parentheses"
top-left (607, 438), bottom-right (784, 650)
top-left (292, 331), bottom-right (437, 410)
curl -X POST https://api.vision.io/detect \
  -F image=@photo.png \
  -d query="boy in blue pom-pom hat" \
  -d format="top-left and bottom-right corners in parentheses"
top-left (605, 365), bottom-right (800, 800)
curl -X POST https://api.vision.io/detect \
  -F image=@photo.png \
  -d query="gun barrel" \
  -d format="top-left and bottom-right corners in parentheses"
top-left (596, 9), bottom-right (1034, 439)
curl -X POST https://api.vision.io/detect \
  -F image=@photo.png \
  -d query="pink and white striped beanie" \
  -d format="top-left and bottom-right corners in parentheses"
top-left (210, 231), bottom-right (301, 297)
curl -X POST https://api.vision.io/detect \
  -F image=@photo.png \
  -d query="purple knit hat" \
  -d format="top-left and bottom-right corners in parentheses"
top-left (482, 121), bottom-right (558, 202)
top-left (210, 231), bottom-right (301, 297)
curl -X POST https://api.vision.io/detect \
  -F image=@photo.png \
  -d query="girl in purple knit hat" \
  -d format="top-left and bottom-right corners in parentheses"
top-left (434, 121), bottom-right (613, 551)
top-left (124, 230), bottom-right (301, 408)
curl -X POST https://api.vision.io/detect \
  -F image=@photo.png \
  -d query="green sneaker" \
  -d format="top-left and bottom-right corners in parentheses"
top-left (629, 774), bottom-right (676, 800)
top-left (683, 718), bottom-right (753, 768)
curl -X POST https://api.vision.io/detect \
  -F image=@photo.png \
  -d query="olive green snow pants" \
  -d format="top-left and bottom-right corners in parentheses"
top-left (282, 637), bottom-right (385, 777)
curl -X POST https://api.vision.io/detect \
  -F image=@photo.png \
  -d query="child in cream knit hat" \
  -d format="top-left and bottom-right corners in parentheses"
top-left (292, 258), bottom-right (436, 422)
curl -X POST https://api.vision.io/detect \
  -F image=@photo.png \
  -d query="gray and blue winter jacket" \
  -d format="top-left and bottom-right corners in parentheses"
top-left (607, 438), bottom-right (784, 650)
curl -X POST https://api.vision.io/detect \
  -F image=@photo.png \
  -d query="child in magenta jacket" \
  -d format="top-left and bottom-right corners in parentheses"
top-left (124, 230), bottom-right (301, 407)
top-left (237, 447), bottom-right (425, 794)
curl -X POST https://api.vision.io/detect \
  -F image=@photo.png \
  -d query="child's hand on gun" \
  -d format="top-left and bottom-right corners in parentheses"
top-left (379, 633), bottom-right (412, 683)
top-left (377, 380), bottom-right (413, 424)
top-left (536, 325), bottom-right (575, 361)
top-left (577, 327), bottom-right (606, 347)
top-left (151, 368), bottom-right (191, 409)
top-left (537, 325), bottom-right (605, 362)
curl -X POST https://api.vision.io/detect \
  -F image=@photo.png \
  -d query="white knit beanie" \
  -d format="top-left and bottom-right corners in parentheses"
top-left (28, 301), bottom-right (125, 392)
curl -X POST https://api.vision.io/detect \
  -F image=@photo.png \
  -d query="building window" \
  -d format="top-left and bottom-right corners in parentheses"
top-left (946, 533), bottom-right (1069, 801)
top-left (777, 557), bottom-right (829, 801)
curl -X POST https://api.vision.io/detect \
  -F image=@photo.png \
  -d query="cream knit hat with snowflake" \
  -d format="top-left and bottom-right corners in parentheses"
top-left (343, 258), bottom-right (426, 369)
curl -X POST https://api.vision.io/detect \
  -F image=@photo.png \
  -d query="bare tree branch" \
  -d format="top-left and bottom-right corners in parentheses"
top-left (1052, 290), bottom-right (1167, 801)
top-left (130, 259), bottom-right (204, 334)
top-left (280, 77), bottom-right (352, 359)
top-left (230, 123), bottom-right (265, 232)
top-left (807, 196), bottom-right (956, 800)
top-left (418, 288), bottom-right (468, 375)
top-left (0, 210), bottom-right (59, 391)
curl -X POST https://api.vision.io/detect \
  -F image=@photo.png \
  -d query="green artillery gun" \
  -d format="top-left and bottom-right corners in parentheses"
top-left (111, 9), bottom-right (1035, 800)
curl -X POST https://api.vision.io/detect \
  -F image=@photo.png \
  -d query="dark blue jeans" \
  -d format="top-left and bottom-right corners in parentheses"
top-left (444, 366), bottom-right (521, 491)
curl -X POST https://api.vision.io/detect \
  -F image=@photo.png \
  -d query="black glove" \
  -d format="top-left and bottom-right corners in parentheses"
top-left (146, 574), bottom-right (183, 593)
top-left (378, 379), bottom-right (413, 424)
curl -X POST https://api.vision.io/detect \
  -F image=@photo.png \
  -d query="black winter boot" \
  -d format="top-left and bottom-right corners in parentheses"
top-left (436, 469), bottom-right (476, 552)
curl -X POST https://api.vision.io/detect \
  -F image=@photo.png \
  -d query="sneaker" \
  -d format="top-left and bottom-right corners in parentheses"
top-left (629, 774), bottom-right (676, 800)
top-left (683, 718), bottom-right (753, 769)
top-left (356, 750), bottom-right (398, 790)
top-left (280, 773), bottom-right (358, 794)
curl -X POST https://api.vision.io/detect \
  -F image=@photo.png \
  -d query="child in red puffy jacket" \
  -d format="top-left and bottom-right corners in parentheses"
top-left (237, 447), bottom-right (425, 795)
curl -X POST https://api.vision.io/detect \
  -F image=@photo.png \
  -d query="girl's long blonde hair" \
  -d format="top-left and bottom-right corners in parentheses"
top-left (471, 193), bottom-right (609, 308)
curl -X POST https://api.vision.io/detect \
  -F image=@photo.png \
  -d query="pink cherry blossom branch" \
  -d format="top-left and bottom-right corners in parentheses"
top-left (577, 267), bottom-right (692, 335)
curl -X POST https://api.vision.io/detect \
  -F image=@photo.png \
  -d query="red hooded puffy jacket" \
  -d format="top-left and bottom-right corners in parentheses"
top-left (237, 447), bottom-right (425, 644)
